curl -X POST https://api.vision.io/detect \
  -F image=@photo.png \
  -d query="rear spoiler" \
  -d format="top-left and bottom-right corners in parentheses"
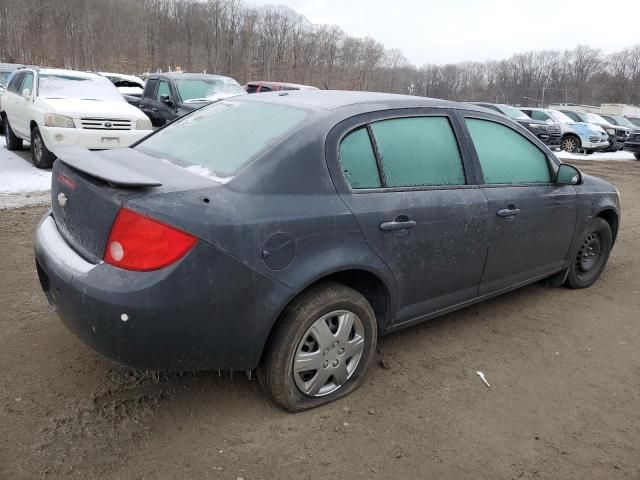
top-left (54, 147), bottom-right (162, 188)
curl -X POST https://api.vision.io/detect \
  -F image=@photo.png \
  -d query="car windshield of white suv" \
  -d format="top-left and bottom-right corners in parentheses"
top-left (548, 110), bottom-right (574, 123)
top-left (176, 78), bottom-right (246, 103)
top-left (499, 105), bottom-right (530, 120)
top-left (38, 74), bottom-right (124, 102)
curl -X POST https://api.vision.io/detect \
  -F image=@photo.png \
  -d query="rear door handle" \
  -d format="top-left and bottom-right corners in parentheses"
top-left (379, 219), bottom-right (417, 231)
top-left (496, 207), bottom-right (521, 217)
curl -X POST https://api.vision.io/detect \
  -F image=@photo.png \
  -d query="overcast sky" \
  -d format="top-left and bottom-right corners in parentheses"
top-left (247, 0), bottom-right (640, 65)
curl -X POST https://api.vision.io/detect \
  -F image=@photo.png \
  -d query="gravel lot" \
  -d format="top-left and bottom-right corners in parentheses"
top-left (0, 160), bottom-right (639, 479)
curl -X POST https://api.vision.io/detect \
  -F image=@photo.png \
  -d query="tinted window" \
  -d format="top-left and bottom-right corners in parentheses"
top-left (246, 84), bottom-right (259, 93)
top-left (144, 79), bottom-right (158, 99)
top-left (7, 71), bottom-right (25, 93)
top-left (371, 117), bottom-right (465, 187)
top-left (465, 118), bottom-right (551, 184)
top-left (21, 73), bottom-right (33, 93)
top-left (259, 86), bottom-right (272, 92)
top-left (156, 80), bottom-right (171, 101)
top-left (530, 111), bottom-right (550, 122)
top-left (136, 100), bottom-right (310, 177)
top-left (339, 128), bottom-right (381, 189)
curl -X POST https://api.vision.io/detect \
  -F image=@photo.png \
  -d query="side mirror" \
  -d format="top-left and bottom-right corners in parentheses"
top-left (160, 94), bottom-right (174, 106)
top-left (22, 88), bottom-right (32, 99)
top-left (556, 163), bottom-right (582, 186)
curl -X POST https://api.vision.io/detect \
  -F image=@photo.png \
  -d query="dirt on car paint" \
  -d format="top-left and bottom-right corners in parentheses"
top-left (1, 160), bottom-right (639, 480)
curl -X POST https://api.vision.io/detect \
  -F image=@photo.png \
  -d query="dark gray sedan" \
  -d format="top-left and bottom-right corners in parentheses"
top-left (34, 91), bottom-right (620, 411)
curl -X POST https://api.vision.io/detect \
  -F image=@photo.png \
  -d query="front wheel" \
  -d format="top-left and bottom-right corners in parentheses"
top-left (560, 135), bottom-right (581, 153)
top-left (634, 153), bottom-right (640, 161)
top-left (565, 218), bottom-right (612, 289)
top-left (259, 282), bottom-right (377, 411)
top-left (31, 127), bottom-right (56, 169)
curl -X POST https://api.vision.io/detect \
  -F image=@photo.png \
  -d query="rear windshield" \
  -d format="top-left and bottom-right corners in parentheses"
top-left (136, 100), bottom-right (310, 177)
top-left (176, 77), bottom-right (246, 102)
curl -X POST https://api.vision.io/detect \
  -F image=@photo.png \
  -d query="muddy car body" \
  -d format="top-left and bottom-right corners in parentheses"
top-left (34, 91), bottom-right (620, 410)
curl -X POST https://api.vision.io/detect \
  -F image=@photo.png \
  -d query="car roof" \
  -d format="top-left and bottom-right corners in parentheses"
top-left (0, 63), bottom-right (24, 72)
top-left (149, 72), bottom-right (235, 80)
top-left (247, 81), bottom-right (318, 90)
top-left (243, 90), bottom-right (481, 112)
top-left (37, 68), bottom-right (103, 79)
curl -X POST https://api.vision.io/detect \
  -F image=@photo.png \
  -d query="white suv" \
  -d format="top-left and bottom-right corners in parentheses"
top-left (1, 68), bottom-right (153, 168)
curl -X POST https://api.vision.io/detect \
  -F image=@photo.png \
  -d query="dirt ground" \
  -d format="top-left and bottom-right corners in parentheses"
top-left (1, 160), bottom-right (639, 480)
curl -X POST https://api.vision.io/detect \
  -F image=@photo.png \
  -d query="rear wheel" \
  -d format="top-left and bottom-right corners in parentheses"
top-left (4, 118), bottom-right (23, 151)
top-left (259, 282), bottom-right (377, 411)
top-left (31, 127), bottom-right (55, 169)
top-left (560, 135), bottom-right (581, 153)
top-left (565, 218), bottom-right (612, 289)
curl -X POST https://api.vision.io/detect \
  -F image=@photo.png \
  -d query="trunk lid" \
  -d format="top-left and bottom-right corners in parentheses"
top-left (51, 147), bottom-right (216, 263)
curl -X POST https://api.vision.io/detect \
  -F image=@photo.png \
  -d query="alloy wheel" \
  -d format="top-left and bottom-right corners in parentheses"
top-left (561, 137), bottom-right (577, 152)
top-left (293, 310), bottom-right (365, 397)
top-left (33, 134), bottom-right (43, 161)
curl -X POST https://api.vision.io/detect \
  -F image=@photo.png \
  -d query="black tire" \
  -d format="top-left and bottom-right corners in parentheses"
top-left (560, 135), bottom-right (581, 153)
top-left (31, 126), bottom-right (55, 169)
top-left (4, 117), bottom-right (23, 151)
top-left (564, 218), bottom-right (612, 289)
top-left (584, 149), bottom-right (594, 155)
top-left (259, 282), bottom-right (377, 412)
top-left (634, 153), bottom-right (640, 161)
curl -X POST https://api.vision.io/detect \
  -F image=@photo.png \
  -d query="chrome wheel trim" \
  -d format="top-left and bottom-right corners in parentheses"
top-left (33, 133), bottom-right (43, 161)
top-left (292, 310), bottom-right (365, 397)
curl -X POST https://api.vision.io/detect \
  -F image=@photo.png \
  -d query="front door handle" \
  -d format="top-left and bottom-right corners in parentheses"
top-left (496, 207), bottom-right (521, 217)
top-left (379, 218), bottom-right (417, 232)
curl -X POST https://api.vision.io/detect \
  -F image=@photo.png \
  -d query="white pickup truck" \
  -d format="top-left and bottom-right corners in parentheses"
top-left (1, 68), bottom-right (153, 168)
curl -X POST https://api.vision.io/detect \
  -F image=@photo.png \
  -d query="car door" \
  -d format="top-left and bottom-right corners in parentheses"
top-left (459, 112), bottom-right (578, 295)
top-left (12, 71), bottom-right (34, 137)
top-left (328, 109), bottom-right (490, 324)
top-left (2, 71), bottom-right (25, 132)
top-left (138, 78), bottom-right (158, 123)
top-left (154, 79), bottom-right (178, 126)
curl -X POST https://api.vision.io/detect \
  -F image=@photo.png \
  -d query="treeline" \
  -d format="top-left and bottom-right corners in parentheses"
top-left (1, 0), bottom-right (639, 106)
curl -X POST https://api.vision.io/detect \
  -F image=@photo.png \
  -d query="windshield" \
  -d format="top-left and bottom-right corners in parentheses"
top-left (498, 104), bottom-right (530, 120)
top-left (584, 112), bottom-right (606, 124)
top-left (548, 110), bottom-right (574, 123)
top-left (628, 117), bottom-right (640, 127)
top-left (136, 100), bottom-right (310, 177)
top-left (0, 71), bottom-right (13, 86)
top-left (611, 115), bottom-right (634, 127)
top-left (176, 77), bottom-right (246, 102)
top-left (38, 74), bottom-right (124, 101)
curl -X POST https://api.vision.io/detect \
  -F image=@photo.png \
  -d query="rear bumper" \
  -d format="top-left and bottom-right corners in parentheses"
top-left (34, 213), bottom-right (291, 371)
top-left (40, 126), bottom-right (152, 150)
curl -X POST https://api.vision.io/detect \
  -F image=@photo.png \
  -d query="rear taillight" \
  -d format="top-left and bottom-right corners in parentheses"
top-left (104, 208), bottom-right (197, 271)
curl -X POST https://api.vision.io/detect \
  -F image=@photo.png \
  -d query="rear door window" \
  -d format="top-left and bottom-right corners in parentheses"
top-left (339, 128), bottom-right (381, 189)
top-left (465, 118), bottom-right (551, 184)
top-left (143, 79), bottom-right (158, 99)
top-left (371, 117), bottom-right (465, 187)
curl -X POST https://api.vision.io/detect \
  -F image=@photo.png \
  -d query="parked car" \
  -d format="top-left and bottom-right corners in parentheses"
top-left (626, 117), bottom-right (640, 127)
top-left (622, 132), bottom-right (640, 160)
top-left (559, 110), bottom-right (628, 152)
top-left (472, 103), bottom-right (562, 147)
top-left (34, 91), bottom-right (620, 411)
top-left (0, 63), bottom-right (24, 132)
top-left (0, 68), bottom-right (153, 168)
top-left (599, 114), bottom-right (640, 134)
top-left (520, 107), bottom-right (609, 154)
top-left (98, 72), bottom-right (145, 107)
top-left (139, 72), bottom-right (246, 127)
top-left (245, 81), bottom-right (319, 93)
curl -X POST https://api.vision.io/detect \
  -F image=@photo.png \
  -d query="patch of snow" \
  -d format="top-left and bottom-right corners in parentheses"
top-left (0, 136), bottom-right (52, 208)
top-left (555, 149), bottom-right (636, 162)
top-left (183, 164), bottom-right (232, 184)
